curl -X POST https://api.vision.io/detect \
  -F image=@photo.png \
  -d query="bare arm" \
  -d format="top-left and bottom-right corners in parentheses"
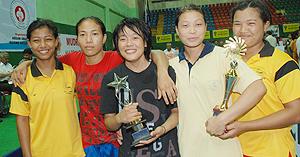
top-left (16, 115), bottom-right (32, 157)
top-left (136, 108), bottom-right (179, 146)
top-left (220, 98), bottom-right (300, 139)
top-left (206, 79), bottom-right (266, 136)
top-left (11, 60), bottom-right (32, 86)
top-left (150, 50), bottom-right (177, 105)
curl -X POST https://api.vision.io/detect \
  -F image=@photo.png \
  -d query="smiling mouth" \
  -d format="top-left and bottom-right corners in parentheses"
top-left (125, 49), bottom-right (136, 53)
top-left (39, 50), bottom-right (49, 54)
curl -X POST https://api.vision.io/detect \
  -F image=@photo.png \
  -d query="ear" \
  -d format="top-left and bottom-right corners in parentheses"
top-left (55, 38), bottom-right (59, 47)
top-left (175, 26), bottom-right (179, 35)
top-left (27, 40), bottom-right (32, 49)
top-left (144, 40), bottom-right (147, 48)
top-left (102, 34), bottom-right (107, 44)
top-left (264, 21), bottom-right (271, 33)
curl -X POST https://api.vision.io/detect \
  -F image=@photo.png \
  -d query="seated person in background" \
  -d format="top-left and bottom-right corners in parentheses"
top-left (18, 48), bottom-right (33, 65)
top-left (0, 52), bottom-right (14, 93)
top-left (164, 43), bottom-right (178, 59)
top-left (265, 30), bottom-right (277, 47)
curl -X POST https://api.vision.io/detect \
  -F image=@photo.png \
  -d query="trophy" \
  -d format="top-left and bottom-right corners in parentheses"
top-left (107, 73), bottom-right (151, 146)
top-left (213, 36), bottom-right (247, 116)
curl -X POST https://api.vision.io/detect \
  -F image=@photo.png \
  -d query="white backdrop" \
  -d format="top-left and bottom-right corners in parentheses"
top-left (0, 0), bottom-right (36, 51)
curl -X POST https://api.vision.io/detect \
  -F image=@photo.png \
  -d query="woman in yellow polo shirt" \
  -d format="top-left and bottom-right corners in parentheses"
top-left (10, 19), bottom-right (85, 157)
top-left (219, 1), bottom-right (300, 157)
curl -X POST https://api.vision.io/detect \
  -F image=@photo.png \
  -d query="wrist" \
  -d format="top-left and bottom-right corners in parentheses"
top-left (160, 125), bottom-right (167, 135)
top-left (115, 114), bottom-right (122, 124)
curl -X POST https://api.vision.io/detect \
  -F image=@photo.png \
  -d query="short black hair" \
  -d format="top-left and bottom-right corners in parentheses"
top-left (23, 48), bottom-right (32, 54)
top-left (27, 19), bottom-right (58, 40)
top-left (76, 16), bottom-right (106, 36)
top-left (175, 4), bottom-right (206, 27)
top-left (231, 0), bottom-right (271, 24)
top-left (113, 18), bottom-right (152, 60)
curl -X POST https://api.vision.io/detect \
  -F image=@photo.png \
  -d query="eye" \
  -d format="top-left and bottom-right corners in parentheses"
top-left (79, 33), bottom-right (85, 37)
top-left (133, 36), bottom-right (140, 40)
top-left (46, 38), bottom-right (53, 41)
top-left (119, 37), bottom-right (126, 41)
top-left (32, 39), bottom-right (40, 43)
top-left (233, 22), bottom-right (241, 26)
top-left (92, 32), bottom-right (99, 36)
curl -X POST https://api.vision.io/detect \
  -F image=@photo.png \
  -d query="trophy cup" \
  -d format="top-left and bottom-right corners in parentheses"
top-left (213, 36), bottom-right (247, 116)
top-left (107, 73), bottom-right (151, 146)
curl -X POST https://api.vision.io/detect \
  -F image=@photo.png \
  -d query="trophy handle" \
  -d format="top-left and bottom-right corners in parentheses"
top-left (213, 69), bottom-right (238, 116)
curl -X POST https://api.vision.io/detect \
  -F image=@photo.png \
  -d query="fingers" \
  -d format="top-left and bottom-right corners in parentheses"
top-left (162, 91), bottom-right (170, 105)
top-left (135, 134), bottom-right (157, 147)
top-left (116, 130), bottom-right (123, 145)
top-left (120, 104), bottom-right (142, 123)
top-left (161, 83), bottom-right (178, 105)
top-left (157, 89), bottom-right (162, 99)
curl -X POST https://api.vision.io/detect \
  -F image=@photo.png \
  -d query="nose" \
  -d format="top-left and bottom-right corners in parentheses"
top-left (86, 34), bottom-right (92, 42)
top-left (239, 23), bottom-right (247, 33)
top-left (40, 39), bottom-right (46, 47)
top-left (126, 38), bottom-right (133, 46)
top-left (189, 25), bottom-right (196, 34)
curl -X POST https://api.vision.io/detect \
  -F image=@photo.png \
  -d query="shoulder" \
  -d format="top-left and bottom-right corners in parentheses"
top-left (103, 64), bottom-right (124, 80)
top-left (104, 51), bottom-right (123, 62)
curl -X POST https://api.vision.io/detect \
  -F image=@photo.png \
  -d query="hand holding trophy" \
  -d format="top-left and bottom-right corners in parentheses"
top-left (213, 36), bottom-right (247, 116)
top-left (107, 73), bottom-right (151, 146)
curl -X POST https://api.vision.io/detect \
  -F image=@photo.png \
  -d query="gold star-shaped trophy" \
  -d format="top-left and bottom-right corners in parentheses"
top-left (213, 36), bottom-right (247, 116)
top-left (107, 73), bottom-right (151, 146)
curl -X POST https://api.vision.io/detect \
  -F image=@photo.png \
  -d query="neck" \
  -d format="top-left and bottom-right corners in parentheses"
top-left (36, 57), bottom-right (56, 77)
top-left (85, 51), bottom-right (104, 65)
top-left (184, 43), bottom-right (205, 64)
top-left (243, 42), bottom-right (265, 61)
top-left (125, 58), bottom-right (150, 73)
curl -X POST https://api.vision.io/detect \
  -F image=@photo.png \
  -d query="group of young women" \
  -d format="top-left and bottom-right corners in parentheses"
top-left (10, 0), bottom-right (300, 157)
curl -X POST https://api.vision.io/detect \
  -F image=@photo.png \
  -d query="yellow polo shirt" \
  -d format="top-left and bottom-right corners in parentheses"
top-left (10, 59), bottom-right (85, 157)
top-left (236, 43), bottom-right (300, 157)
top-left (170, 43), bottom-right (260, 157)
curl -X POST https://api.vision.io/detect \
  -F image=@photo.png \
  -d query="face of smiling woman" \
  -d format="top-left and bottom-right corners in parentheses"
top-left (117, 26), bottom-right (147, 64)
top-left (28, 26), bottom-right (58, 61)
top-left (232, 7), bottom-right (270, 54)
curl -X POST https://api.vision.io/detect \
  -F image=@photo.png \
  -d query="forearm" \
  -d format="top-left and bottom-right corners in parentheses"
top-left (161, 108), bottom-right (178, 133)
top-left (104, 114), bottom-right (122, 131)
top-left (242, 98), bottom-right (300, 132)
top-left (16, 115), bottom-right (31, 157)
top-left (150, 50), bottom-right (169, 71)
top-left (219, 80), bottom-right (266, 124)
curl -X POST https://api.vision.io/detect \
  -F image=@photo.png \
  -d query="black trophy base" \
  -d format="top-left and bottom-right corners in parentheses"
top-left (131, 127), bottom-right (152, 146)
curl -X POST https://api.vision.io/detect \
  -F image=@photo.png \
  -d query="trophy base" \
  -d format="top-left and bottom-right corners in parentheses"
top-left (131, 127), bottom-right (152, 147)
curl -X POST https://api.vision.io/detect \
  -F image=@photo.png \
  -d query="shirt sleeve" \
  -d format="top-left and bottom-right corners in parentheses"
top-left (100, 71), bottom-right (119, 115)
top-left (274, 60), bottom-right (300, 104)
top-left (58, 52), bottom-right (77, 67)
top-left (167, 66), bottom-right (178, 109)
top-left (9, 85), bottom-right (30, 116)
top-left (233, 58), bottom-right (261, 94)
